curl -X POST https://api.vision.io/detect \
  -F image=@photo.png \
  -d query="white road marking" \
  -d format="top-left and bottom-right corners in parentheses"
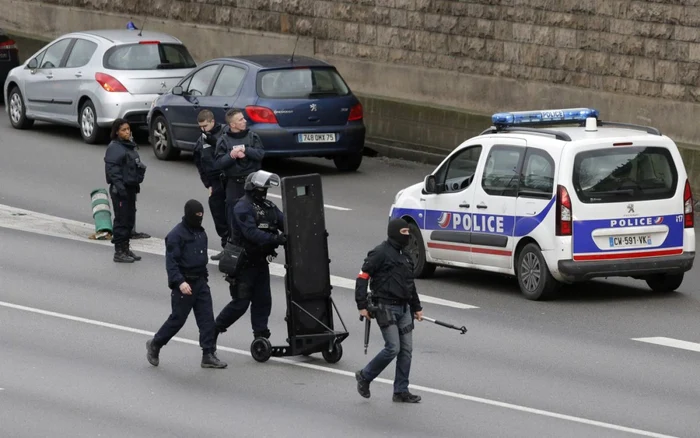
top-left (632, 337), bottom-right (700, 353)
top-left (0, 300), bottom-right (677, 438)
top-left (0, 204), bottom-right (477, 310)
top-left (266, 193), bottom-right (351, 211)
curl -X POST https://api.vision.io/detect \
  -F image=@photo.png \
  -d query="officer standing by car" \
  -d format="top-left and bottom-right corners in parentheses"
top-left (104, 119), bottom-right (147, 263)
top-left (214, 109), bottom-right (265, 236)
top-left (193, 109), bottom-right (228, 261)
top-left (146, 199), bottom-right (228, 369)
top-left (214, 170), bottom-right (286, 342)
top-left (354, 218), bottom-right (424, 403)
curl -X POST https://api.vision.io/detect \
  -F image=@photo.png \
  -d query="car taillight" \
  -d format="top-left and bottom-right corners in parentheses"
top-left (95, 73), bottom-right (128, 93)
top-left (245, 106), bottom-right (278, 124)
top-left (556, 185), bottom-right (572, 236)
top-left (684, 179), bottom-right (694, 228)
top-left (348, 103), bottom-right (363, 121)
top-left (0, 39), bottom-right (17, 49)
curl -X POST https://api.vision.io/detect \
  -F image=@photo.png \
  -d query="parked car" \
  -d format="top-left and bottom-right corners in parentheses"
top-left (3, 28), bottom-right (196, 143)
top-left (0, 29), bottom-right (20, 103)
top-left (146, 54), bottom-right (366, 171)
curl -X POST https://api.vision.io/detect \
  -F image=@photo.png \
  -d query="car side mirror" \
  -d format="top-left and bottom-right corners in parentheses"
top-left (27, 58), bottom-right (38, 70)
top-left (171, 85), bottom-right (183, 96)
top-left (424, 175), bottom-right (438, 194)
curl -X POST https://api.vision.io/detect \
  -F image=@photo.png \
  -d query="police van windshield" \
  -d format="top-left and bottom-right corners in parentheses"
top-left (572, 147), bottom-right (678, 203)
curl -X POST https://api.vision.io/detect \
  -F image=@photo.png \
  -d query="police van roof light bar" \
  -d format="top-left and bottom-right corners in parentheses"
top-left (491, 108), bottom-right (599, 127)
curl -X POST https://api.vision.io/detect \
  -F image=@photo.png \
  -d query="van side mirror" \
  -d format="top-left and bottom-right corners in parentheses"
top-left (171, 85), bottom-right (183, 96)
top-left (27, 58), bottom-right (38, 70)
top-left (424, 175), bottom-right (438, 194)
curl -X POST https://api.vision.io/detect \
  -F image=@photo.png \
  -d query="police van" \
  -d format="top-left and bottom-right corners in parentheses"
top-left (390, 108), bottom-right (695, 300)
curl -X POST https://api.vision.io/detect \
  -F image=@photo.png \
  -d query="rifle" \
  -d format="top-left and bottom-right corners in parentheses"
top-left (359, 289), bottom-right (378, 355)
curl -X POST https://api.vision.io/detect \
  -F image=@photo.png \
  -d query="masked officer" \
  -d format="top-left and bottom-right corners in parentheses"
top-left (104, 119), bottom-right (147, 263)
top-left (193, 109), bottom-right (228, 261)
top-left (145, 199), bottom-right (227, 369)
top-left (354, 218), bottom-right (424, 403)
top-left (214, 109), bottom-right (265, 237)
top-left (214, 170), bottom-right (285, 342)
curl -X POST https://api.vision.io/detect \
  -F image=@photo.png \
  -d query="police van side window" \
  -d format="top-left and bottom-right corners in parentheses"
top-left (518, 149), bottom-right (555, 198)
top-left (436, 146), bottom-right (482, 193)
top-left (481, 146), bottom-right (523, 197)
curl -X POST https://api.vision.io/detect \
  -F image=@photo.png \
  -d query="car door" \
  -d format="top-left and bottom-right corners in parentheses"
top-left (23, 38), bottom-right (73, 117)
top-left (167, 63), bottom-right (221, 146)
top-left (470, 140), bottom-right (526, 269)
top-left (54, 37), bottom-right (99, 121)
top-left (514, 147), bottom-right (557, 246)
top-left (422, 143), bottom-right (484, 266)
top-left (207, 63), bottom-right (247, 123)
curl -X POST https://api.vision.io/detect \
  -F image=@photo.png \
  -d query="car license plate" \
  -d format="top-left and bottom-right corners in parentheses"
top-left (298, 133), bottom-right (336, 143)
top-left (608, 235), bottom-right (652, 248)
top-left (0, 51), bottom-right (9, 61)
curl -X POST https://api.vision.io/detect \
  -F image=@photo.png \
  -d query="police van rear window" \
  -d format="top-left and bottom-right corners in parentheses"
top-left (572, 147), bottom-right (678, 204)
top-left (103, 43), bottom-right (196, 70)
top-left (256, 68), bottom-right (350, 99)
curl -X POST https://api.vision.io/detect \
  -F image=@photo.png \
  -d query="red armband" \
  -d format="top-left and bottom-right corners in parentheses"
top-left (357, 271), bottom-right (370, 280)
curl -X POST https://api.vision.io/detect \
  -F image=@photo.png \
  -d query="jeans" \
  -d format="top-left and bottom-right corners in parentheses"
top-left (361, 304), bottom-right (414, 394)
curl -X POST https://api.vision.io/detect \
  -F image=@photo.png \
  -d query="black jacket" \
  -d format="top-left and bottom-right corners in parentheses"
top-left (165, 219), bottom-right (209, 288)
top-left (193, 123), bottom-right (224, 187)
top-left (355, 240), bottom-right (423, 313)
top-left (104, 139), bottom-right (146, 196)
top-left (214, 127), bottom-right (265, 180)
top-left (232, 194), bottom-right (285, 261)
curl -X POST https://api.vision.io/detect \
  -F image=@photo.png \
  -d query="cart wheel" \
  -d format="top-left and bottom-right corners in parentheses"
top-left (322, 342), bottom-right (343, 364)
top-left (250, 337), bottom-right (272, 363)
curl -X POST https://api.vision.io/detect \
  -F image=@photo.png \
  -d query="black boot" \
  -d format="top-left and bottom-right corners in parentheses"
top-left (392, 392), bottom-right (421, 403)
top-left (210, 250), bottom-right (225, 261)
top-left (146, 339), bottom-right (160, 366)
top-left (355, 370), bottom-right (371, 398)
top-left (126, 243), bottom-right (142, 261)
top-left (201, 352), bottom-right (227, 369)
top-left (114, 243), bottom-right (135, 263)
top-left (253, 329), bottom-right (271, 339)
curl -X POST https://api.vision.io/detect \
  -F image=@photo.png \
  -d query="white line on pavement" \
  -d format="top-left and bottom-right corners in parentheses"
top-left (266, 193), bottom-right (352, 211)
top-left (632, 337), bottom-right (700, 353)
top-left (0, 204), bottom-right (477, 310)
top-left (0, 300), bottom-right (677, 438)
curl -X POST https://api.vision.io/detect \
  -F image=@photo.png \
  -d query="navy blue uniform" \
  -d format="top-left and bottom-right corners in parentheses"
top-left (152, 219), bottom-right (216, 354)
top-left (193, 123), bottom-right (228, 248)
top-left (215, 193), bottom-right (284, 338)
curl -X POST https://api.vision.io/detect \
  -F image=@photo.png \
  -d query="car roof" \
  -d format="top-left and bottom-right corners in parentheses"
top-left (479, 125), bottom-right (671, 147)
top-left (65, 29), bottom-right (183, 44)
top-left (214, 54), bottom-right (332, 69)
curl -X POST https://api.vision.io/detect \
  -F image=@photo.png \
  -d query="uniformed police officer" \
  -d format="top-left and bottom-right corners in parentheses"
top-left (193, 109), bottom-right (228, 261)
top-left (214, 170), bottom-right (285, 342)
top-left (354, 218), bottom-right (424, 403)
top-left (104, 119), bottom-right (147, 263)
top-left (146, 200), bottom-right (227, 369)
top-left (214, 109), bottom-right (265, 238)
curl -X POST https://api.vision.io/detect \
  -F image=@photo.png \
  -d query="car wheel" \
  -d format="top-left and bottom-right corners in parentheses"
top-left (8, 87), bottom-right (34, 129)
top-left (79, 100), bottom-right (107, 144)
top-left (151, 115), bottom-right (180, 160)
top-left (645, 273), bottom-right (684, 293)
top-left (407, 221), bottom-right (436, 278)
top-left (516, 243), bottom-right (559, 301)
top-left (333, 152), bottom-right (363, 172)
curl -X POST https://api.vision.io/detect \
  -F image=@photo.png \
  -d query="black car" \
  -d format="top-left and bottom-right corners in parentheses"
top-left (0, 29), bottom-right (19, 104)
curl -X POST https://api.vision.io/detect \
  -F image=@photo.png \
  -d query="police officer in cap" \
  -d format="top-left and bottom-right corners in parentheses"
top-left (214, 170), bottom-right (285, 342)
top-left (354, 218), bottom-right (423, 403)
top-left (146, 199), bottom-right (227, 369)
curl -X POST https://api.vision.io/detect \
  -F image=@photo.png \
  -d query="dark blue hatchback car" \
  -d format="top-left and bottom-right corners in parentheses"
top-left (147, 54), bottom-right (366, 171)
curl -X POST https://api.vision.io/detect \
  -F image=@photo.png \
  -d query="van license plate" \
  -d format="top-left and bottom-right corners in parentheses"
top-left (298, 133), bottom-right (336, 143)
top-left (608, 235), bottom-right (652, 247)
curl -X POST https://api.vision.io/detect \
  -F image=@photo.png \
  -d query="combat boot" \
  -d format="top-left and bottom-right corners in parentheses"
top-left (126, 244), bottom-right (142, 261)
top-left (253, 329), bottom-right (271, 339)
top-left (355, 370), bottom-right (371, 398)
top-left (201, 352), bottom-right (227, 369)
top-left (210, 250), bottom-right (225, 261)
top-left (146, 339), bottom-right (160, 366)
top-left (392, 392), bottom-right (421, 403)
top-left (114, 243), bottom-right (135, 263)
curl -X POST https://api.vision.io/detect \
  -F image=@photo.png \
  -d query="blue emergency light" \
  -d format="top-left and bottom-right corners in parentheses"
top-left (126, 21), bottom-right (138, 30)
top-left (491, 108), bottom-right (599, 126)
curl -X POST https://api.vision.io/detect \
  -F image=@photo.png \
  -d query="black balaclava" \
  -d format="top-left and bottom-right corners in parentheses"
top-left (184, 199), bottom-right (204, 229)
top-left (250, 187), bottom-right (267, 202)
top-left (387, 218), bottom-right (410, 248)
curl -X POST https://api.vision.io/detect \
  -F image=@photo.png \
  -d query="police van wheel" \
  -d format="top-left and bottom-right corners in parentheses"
top-left (250, 337), bottom-right (272, 362)
top-left (151, 115), bottom-right (180, 161)
top-left (407, 222), bottom-right (436, 278)
top-left (645, 273), bottom-right (684, 293)
top-left (517, 244), bottom-right (559, 301)
top-left (322, 342), bottom-right (343, 364)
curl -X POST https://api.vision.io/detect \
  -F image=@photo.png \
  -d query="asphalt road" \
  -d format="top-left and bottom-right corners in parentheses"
top-left (1, 109), bottom-right (700, 437)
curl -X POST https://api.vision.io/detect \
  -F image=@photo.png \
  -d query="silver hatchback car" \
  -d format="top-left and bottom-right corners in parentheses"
top-left (3, 29), bottom-right (196, 143)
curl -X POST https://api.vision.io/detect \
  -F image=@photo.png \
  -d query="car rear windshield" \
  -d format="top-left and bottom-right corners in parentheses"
top-left (572, 147), bottom-right (678, 203)
top-left (103, 43), bottom-right (196, 70)
top-left (256, 67), bottom-right (350, 99)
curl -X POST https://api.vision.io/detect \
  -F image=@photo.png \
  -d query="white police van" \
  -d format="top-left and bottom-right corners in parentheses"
top-left (390, 108), bottom-right (696, 300)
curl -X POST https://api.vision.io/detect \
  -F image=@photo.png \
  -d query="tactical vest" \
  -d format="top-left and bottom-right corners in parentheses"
top-left (253, 199), bottom-right (279, 233)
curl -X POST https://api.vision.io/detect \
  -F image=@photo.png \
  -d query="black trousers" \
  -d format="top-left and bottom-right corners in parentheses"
top-left (153, 277), bottom-right (216, 354)
top-left (110, 187), bottom-right (136, 246)
top-left (208, 178), bottom-right (229, 249)
top-left (225, 179), bottom-right (245, 238)
top-left (215, 262), bottom-right (272, 336)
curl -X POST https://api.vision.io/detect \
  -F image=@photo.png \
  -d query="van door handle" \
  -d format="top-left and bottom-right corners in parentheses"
top-left (477, 204), bottom-right (487, 209)
top-left (46, 73), bottom-right (53, 79)
top-left (459, 203), bottom-right (470, 208)
top-left (75, 72), bottom-right (82, 77)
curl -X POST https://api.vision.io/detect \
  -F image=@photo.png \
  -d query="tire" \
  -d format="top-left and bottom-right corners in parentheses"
top-left (151, 115), bottom-right (180, 160)
top-left (645, 273), bottom-right (684, 293)
top-left (79, 100), bottom-right (108, 144)
top-left (333, 152), bottom-right (362, 172)
top-left (7, 87), bottom-right (34, 129)
top-left (516, 243), bottom-right (560, 301)
top-left (321, 342), bottom-right (343, 364)
top-left (407, 221), bottom-right (436, 278)
top-left (250, 337), bottom-right (272, 363)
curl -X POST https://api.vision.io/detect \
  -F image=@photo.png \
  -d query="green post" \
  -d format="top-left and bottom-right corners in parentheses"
top-left (91, 188), bottom-right (113, 237)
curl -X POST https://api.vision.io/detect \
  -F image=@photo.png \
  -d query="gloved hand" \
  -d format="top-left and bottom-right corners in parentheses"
top-left (275, 234), bottom-right (287, 245)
